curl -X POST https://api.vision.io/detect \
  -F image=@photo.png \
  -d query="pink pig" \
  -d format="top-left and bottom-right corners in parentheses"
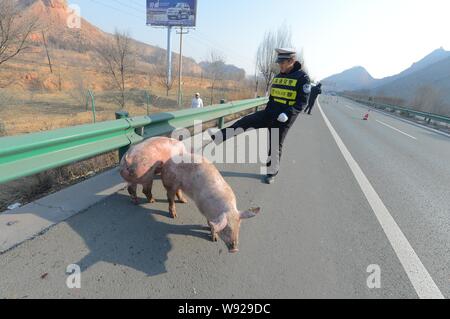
top-left (120, 137), bottom-right (188, 204)
top-left (161, 153), bottom-right (261, 253)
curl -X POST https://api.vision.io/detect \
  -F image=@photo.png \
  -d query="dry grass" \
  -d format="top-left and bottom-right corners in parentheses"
top-left (0, 90), bottom-right (178, 135)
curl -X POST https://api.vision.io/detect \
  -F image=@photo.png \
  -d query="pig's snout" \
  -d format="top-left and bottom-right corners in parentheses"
top-left (226, 241), bottom-right (239, 253)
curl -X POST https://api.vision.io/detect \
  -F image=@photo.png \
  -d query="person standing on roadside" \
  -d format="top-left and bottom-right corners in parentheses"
top-left (191, 93), bottom-right (204, 109)
top-left (304, 83), bottom-right (322, 115)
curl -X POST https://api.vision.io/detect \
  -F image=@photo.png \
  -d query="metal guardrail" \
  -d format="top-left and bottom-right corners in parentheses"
top-left (0, 97), bottom-right (268, 185)
top-left (342, 95), bottom-right (450, 125)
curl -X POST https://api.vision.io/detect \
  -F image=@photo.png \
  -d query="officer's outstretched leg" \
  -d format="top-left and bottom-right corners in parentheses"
top-left (211, 110), bottom-right (270, 145)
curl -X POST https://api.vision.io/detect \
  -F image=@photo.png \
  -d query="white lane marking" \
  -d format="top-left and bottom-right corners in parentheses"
top-left (345, 105), bottom-right (354, 110)
top-left (342, 97), bottom-right (450, 139)
top-left (376, 120), bottom-right (417, 140)
top-left (318, 101), bottom-right (444, 299)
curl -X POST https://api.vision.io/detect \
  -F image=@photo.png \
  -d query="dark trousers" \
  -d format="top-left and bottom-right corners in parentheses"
top-left (304, 97), bottom-right (318, 114)
top-left (212, 110), bottom-right (299, 175)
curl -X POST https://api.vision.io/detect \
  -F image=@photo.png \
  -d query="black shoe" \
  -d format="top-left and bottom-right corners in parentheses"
top-left (264, 175), bottom-right (276, 184)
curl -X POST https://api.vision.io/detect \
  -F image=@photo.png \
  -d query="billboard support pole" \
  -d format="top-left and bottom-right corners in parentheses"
top-left (167, 26), bottom-right (173, 90)
top-left (177, 27), bottom-right (189, 107)
top-left (147, 1), bottom-right (197, 100)
top-left (178, 26), bottom-right (183, 107)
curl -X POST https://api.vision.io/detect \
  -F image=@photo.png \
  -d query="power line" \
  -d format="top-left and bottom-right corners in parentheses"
top-left (110, 0), bottom-right (143, 13)
top-left (90, 0), bottom-right (142, 19)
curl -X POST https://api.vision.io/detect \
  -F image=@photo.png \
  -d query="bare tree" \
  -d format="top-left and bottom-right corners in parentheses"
top-left (256, 24), bottom-right (293, 95)
top-left (0, 0), bottom-right (39, 66)
top-left (297, 49), bottom-right (307, 74)
top-left (41, 30), bottom-right (53, 73)
top-left (95, 30), bottom-right (135, 109)
top-left (204, 51), bottom-right (225, 105)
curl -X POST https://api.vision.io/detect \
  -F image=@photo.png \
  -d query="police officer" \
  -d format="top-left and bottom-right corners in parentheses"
top-left (207, 48), bottom-right (311, 184)
top-left (304, 82), bottom-right (322, 115)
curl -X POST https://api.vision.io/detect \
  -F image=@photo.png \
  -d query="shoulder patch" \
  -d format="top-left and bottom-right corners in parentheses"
top-left (303, 84), bottom-right (312, 94)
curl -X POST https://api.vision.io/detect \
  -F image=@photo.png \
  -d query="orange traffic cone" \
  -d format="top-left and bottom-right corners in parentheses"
top-left (363, 111), bottom-right (370, 121)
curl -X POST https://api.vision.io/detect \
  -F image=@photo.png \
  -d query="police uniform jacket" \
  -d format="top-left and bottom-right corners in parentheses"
top-left (265, 61), bottom-right (311, 119)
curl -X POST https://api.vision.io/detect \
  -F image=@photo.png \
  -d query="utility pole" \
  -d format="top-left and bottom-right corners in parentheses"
top-left (176, 27), bottom-right (189, 107)
top-left (166, 26), bottom-right (173, 91)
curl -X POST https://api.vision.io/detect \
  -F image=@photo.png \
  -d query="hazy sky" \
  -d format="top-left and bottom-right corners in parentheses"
top-left (68, 0), bottom-right (450, 80)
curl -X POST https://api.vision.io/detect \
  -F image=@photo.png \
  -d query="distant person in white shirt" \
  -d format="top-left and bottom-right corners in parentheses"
top-left (191, 93), bottom-right (204, 109)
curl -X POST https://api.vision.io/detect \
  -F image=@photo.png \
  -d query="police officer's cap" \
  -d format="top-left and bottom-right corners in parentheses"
top-left (275, 48), bottom-right (297, 63)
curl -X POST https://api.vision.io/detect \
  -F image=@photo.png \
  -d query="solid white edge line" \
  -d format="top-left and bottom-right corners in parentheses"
top-left (376, 120), bottom-right (417, 140)
top-left (318, 100), bottom-right (444, 299)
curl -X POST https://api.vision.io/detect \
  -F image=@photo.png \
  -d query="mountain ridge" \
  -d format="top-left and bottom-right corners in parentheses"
top-left (322, 47), bottom-right (450, 93)
top-left (321, 66), bottom-right (376, 92)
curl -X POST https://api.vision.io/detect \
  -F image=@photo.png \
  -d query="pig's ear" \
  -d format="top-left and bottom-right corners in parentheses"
top-left (124, 153), bottom-right (131, 165)
top-left (210, 215), bottom-right (228, 233)
top-left (240, 207), bottom-right (261, 220)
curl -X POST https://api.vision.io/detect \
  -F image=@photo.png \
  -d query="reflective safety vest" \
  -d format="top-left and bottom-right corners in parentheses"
top-left (268, 69), bottom-right (311, 111)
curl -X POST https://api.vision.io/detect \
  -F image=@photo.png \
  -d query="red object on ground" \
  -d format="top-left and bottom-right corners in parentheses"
top-left (363, 112), bottom-right (370, 121)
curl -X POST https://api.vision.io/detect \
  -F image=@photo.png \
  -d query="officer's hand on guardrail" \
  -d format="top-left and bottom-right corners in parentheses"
top-left (277, 113), bottom-right (289, 123)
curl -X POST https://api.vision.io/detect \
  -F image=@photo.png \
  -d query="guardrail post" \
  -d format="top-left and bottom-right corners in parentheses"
top-left (115, 111), bottom-right (130, 160)
top-left (145, 91), bottom-right (151, 115)
top-left (87, 90), bottom-right (96, 123)
top-left (256, 96), bottom-right (261, 110)
top-left (217, 99), bottom-right (226, 129)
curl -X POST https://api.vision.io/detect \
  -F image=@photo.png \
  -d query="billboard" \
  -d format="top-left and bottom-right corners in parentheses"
top-left (147, 0), bottom-right (197, 27)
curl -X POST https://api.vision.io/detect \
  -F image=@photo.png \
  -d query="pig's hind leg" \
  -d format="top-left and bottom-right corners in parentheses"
top-left (176, 190), bottom-right (188, 204)
top-left (143, 181), bottom-right (156, 204)
top-left (127, 183), bottom-right (139, 205)
top-left (167, 188), bottom-right (178, 219)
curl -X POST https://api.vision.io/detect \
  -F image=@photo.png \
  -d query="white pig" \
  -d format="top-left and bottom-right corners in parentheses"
top-left (161, 153), bottom-right (260, 253)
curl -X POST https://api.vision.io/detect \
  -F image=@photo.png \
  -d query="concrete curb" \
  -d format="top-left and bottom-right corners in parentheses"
top-left (0, 168), bottom-right (127, 254)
